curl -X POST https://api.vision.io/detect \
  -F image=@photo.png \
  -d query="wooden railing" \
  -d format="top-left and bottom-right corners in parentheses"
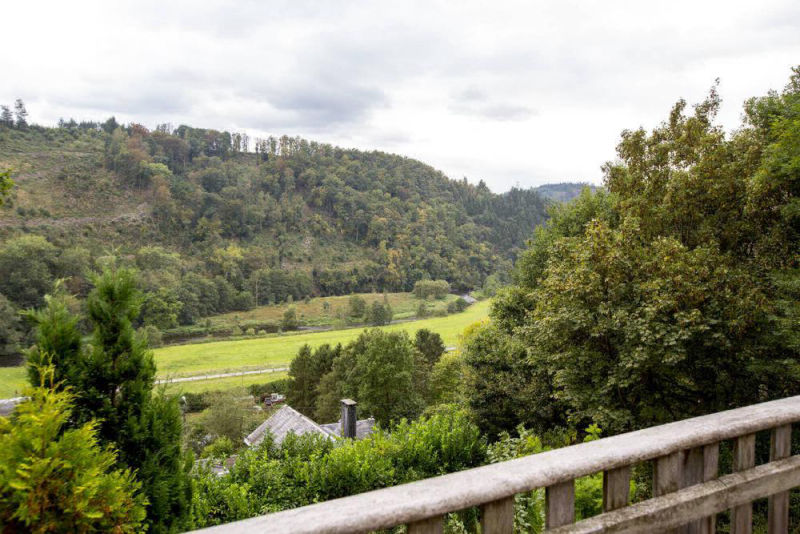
top-left (192, 396), bottom-right (800, 534)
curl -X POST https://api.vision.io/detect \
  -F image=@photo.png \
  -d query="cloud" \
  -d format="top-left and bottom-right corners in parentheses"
top-left (1, 0), bottom-right (799, 190)
top-left (450, 89), bottom-right (537, 121)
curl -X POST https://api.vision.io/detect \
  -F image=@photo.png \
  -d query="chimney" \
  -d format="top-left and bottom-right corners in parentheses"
top-left (341, 399), bottom-right (357, 439)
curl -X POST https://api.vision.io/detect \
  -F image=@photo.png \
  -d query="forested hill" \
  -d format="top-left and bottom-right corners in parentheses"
top-left (0, 121), bottom-right (547, 329)
top-left (535, 182), bottom-right (598, 203)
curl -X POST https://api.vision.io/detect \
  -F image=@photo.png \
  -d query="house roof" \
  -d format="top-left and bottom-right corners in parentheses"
top-left (244, 405), bottom-right (331, 447)
top-left (244, 404), bottom-right (377, 447)
top-left (319, 418), bottom-right (376, 439)
top-left (0, 397), bottom-right (26, 417)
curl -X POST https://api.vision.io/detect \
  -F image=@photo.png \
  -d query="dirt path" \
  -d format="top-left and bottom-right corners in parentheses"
top-left (155, 366), bottom-right (289, 385)
top-left (0, 203), bottom-right (149, 228)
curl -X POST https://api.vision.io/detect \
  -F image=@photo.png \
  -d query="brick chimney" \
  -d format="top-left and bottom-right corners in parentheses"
top-left (341, 399), bottom-right (357, 439)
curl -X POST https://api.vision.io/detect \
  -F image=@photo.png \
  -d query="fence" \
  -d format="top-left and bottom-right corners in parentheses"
top-left (192, 395), bottom-right (800, 533)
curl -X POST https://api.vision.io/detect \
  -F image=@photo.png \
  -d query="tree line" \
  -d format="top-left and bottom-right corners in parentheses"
top-left (463, 69), bottom-right (800, 438)
top-left (0, 112), bottom-right (549, 357)
top-left (0, 99), bottom-right (27, 129)
top-left (7, 66), bottom-right (800, 532)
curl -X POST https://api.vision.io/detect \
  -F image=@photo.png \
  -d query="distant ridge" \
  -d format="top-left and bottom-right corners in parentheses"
top-left (535, 182), bottom-right (599, 203)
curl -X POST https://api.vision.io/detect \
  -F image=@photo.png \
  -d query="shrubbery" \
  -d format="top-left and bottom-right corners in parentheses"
top-left (413, 279), bottom-right (450, 299)
top-left (190, 408), bottom-right (486, 529)
top-left (447, 297), bottom-right (469, 314)
top-left (0, 374), bottom-right (146, 532)
top-left (247, 378), bottom-right (290, 401)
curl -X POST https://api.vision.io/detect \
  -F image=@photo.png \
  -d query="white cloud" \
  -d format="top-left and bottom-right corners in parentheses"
top-left (2, 0), bottom-right (798, 191)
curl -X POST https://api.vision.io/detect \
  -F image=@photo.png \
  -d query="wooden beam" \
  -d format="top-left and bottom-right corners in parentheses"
top-left (481, 497), bottom-right (514, 534)
top-left (408, 515), bottom-right (443, 534)
top-left (655, 451), bottom-right (683, 496)
top-left (768, 425), bottom-right (792, 534)
top-left (547, 455), bottom-right (800, 534)
top-left (603, 465), bottom-right (631, 512)
top-left (731, 434), bottom-right (756, 534)
top-left (547, 479), bottom-right (575, 528)
top-left (682, 443), bottom-right (720, 534)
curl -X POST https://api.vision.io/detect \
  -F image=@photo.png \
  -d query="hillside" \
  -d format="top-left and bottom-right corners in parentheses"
top-left (0, 121), bottom-right (548, 357)
top-left (535, 182), bottom-right (598, 203)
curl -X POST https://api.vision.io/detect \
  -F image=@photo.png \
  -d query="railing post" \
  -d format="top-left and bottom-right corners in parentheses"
top-left (603, 465), bottom-right (631, 511)
top-left (683, 443), bottom-right (719, 534)
top-left (731, 433), bottom-right (756, 534)
top-left (768, 425), bottom-right (792, 534)
top-left (481, 496), bottom-right (514, 534)
top-left (546, 479), bottom-right (575, 528)
top-left (655, 450), bottom-right (685, 534)
top-left (654, 450), bottom-right (684, 496)
top-left (408, 515), bottom-right (443, 534)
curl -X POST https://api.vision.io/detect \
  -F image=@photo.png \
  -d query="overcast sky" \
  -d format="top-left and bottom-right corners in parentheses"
top-left (3, 1), bottom-right (799, 191)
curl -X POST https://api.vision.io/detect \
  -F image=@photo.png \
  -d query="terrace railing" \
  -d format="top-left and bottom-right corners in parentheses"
top-left (193, 395), bottom-right (800, 534)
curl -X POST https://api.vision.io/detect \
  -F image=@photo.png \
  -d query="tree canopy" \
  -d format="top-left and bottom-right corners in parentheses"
top-left (471, 67), bottom-right (800, 435)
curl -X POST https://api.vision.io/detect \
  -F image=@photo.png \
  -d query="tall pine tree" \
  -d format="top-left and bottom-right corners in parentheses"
top-left (13, 99), bottom-right (27, 129)
top-left (26, 267), bottom-right (193, 532)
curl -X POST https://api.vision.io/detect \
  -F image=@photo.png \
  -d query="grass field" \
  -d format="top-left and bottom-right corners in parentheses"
top-left (0, 300), bottom-right (490, 398)
top-left (198, 292), bottom-right (459, 328)
top-left (0, 367), bottom-right (27, 398)
top-left (155, 299), bottom-right (490, 377)
top-left (162, 372), bottom-right (289, 395)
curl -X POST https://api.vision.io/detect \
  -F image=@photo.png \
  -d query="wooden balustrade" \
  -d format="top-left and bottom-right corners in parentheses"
top-left (191, 396), bottom-right (800, 534)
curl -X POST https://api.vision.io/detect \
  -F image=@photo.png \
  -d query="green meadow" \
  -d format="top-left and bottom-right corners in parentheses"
top-left (0, 300), bottom-right (490, 397)
top-left (162, 372), bottom-right (289, 395)
top-left (155, 299), bottom-right (490, 377)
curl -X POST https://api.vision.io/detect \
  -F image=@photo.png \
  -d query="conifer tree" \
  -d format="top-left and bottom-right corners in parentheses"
top-left (0, 369), bottom-right (146, 532)
top-left (26, 268), bottom-right (193, 532)
top-left (25, 287), bottom-right (84, 392)
top-left (13, 99), bottom-right (27, 128)
top-left (0, 106), bottom-right (12, 127)
top-left (80, 268), bottom-right (155, 442)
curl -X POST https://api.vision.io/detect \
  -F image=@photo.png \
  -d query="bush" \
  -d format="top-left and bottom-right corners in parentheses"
top-left (201, 436), bottom-right (235, 461)
top-left (365, 301), bottom-right (392, 326)
top-left (245, 327), bottom-right (255, 336)
top-left (140, 324), bottom-right (163, 347)
top-left (233, 291), bottom-right (255, 311)
top-left (281, 306), bottom-right (298, 330)
top-left (348, 295), bottom-right (366, 318)
top-left (182, 392), bottom-right (211, 413)
top-left (190, 408), bottom-right (486, 529)
top-left (413, 280), bottom-right (450, 299)
top-left (416, 302), bottom-right (428, 318)
top-left (0, 379), bottom-right (146, 532)
top-left (447, 297), bottom-right (469, 314)
top-left (200, 393), bottom-right (262, 443)
top-left (247, 378), bottom-right (290, 400)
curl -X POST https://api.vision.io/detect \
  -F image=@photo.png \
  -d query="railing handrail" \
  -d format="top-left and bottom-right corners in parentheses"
top-left (192, 395), bottom-right (800, 533)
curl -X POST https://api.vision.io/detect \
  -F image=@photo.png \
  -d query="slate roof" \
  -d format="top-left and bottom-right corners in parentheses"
top-left (319, 418), bottom-right (376, 439)
top-left (244, 405), bottom-right (331, 447)
top-left (0, 397), bottom-right (26, 416)
top-left (244, 404), bottom-right (376, 447)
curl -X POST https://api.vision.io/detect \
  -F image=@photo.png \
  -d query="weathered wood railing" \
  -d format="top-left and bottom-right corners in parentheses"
top-left (193, 396), bottom-right (800, 533)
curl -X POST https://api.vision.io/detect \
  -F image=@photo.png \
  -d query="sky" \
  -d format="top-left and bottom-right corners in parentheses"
top-left (2, 1), bottom-right (799, 192)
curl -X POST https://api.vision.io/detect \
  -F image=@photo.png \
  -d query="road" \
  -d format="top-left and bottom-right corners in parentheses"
top-left (155, 366), bottom-right (289, 385)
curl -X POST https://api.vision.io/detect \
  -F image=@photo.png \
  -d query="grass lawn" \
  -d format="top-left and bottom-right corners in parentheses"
top-left (0, 366), bottom-right (27, 398)
top-left (162, 372), bottom-right (288, 395)
top-left (204, 292), bottom-right (459, 327)
top-left (0, 300), bottom-right (490, 398)
top-left (154, 299), bottom-right (489, 377)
